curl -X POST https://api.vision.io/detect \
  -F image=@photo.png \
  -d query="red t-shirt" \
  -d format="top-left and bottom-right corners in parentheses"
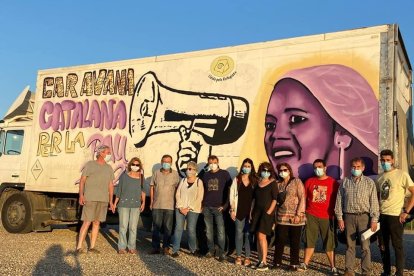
top-left (304, 176), bottom-right (339, 219)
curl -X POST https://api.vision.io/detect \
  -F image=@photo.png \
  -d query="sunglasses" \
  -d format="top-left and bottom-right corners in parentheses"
top-left (187, 168), bottom-right (196, 171)
top-left (279, 169), bottom-right (289, 172)
top-left (262, 168), bottom-right (270, 172)
top-left (132, 163), bottom-right (140, 166)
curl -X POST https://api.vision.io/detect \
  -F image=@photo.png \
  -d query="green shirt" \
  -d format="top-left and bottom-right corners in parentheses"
top-left (82, 160), bottom-right (114, 202)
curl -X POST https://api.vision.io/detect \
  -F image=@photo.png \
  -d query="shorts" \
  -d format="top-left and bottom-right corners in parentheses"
top-left (303, 213), bottom-right (336, 251)
top-left (81, 201), bottom-right (108, 222)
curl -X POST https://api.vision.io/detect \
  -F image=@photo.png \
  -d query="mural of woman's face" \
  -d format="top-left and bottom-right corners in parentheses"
top-left (265, 79), bottom-right (335, 174)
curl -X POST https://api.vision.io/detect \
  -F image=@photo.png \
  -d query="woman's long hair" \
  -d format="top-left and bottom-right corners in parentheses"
top-left (236, 158), bottom-right (258, 187)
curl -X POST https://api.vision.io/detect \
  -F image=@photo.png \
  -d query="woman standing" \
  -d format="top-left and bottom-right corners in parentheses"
top-left (114, 157), bottom-right (145, 254)
top-left (171, 161), bottom-right (204, 257)
top-left (229, 158), bottom-right (257, 266)
top-left (250, 162), bottom-right (278, 271)
top-left (273, 162), bottom-right (305, 270)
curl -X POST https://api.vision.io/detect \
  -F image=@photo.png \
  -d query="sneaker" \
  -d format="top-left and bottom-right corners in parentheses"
top-left (88, 248), bottom-right (100, 254)
top-left (272, 263), bottom-right (281, 270)
top-left (243, 258), bottom-right (251, 267)
top-left (171, 252), bottom-right (179, 258)
top-left (331, 267), bottom-right (339, 276)
top-left (205, 252), bottom-right (213, 258)
top-left (190, 251), bottom-right (201, 257)
top-left (256, 262), bottom-right (269, 271)
top-left (291, 265), bottom-right (299, 271)
top-left (298, 262), bottom-right (308, 271)
top-left (218, 255), bottom-right (226, 262)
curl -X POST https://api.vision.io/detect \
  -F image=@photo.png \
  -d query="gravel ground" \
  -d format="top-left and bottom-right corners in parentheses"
top-left (0, 225), bottom-right (413, 276)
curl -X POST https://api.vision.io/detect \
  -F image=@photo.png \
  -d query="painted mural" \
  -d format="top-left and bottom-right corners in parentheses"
top-left (26, 30), bottom-right (387, 193)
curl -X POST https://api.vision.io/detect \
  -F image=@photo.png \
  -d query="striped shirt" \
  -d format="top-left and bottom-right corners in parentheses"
top-left (335, 175), bottom-right (380, 222)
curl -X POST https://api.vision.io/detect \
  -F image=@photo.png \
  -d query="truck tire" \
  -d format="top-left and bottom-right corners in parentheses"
top-left (1, 192), bottom-right (32, 233)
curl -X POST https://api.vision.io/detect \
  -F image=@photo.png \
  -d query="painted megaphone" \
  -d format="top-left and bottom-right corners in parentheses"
top-left (129, 71), bottom-right (249, 147)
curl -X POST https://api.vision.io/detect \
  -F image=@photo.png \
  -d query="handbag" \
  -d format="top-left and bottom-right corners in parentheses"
top-left (276, 179), bottom-right (293, 207)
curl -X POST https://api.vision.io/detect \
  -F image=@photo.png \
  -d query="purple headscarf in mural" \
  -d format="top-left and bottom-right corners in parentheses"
top-left (281, 64), bottom-right (378, 154)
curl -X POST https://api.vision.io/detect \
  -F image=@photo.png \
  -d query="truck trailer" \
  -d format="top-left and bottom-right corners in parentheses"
top-left (0, 24), bottom-right (412, 233)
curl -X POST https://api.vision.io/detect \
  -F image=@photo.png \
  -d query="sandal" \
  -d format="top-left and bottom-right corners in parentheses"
top-left (128, 249), bottom-right (137, 254)
top-left (118, 249), bottom-right (127, 254)
top-left (235, 257), bottom-right (242, 265)
top-left (88, 248), bottom-right (101, 254)
top-left (244, 258), bottom-right (251, 267)
top-left (75, 248), bottom-right (85, 255)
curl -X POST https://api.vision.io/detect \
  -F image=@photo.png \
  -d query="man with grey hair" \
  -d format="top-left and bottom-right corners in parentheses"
top-left (76, 145), bottom-right (115, 254)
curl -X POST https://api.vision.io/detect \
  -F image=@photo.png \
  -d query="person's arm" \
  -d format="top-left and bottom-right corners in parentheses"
top-left (401, 184), bottom-right (414, 224)
top-left (108, 180), bottom-right (115, 213)
top-left (78, 176), bottom-right (87, 205)
top-left (140, 191), bottom-right (146, 212)
top-left (220, 172), bottom-right (232, 211)
top-left (229, 178), bottom-right (237, 220)
top-left (150, 173), bottom-right (156, 210)
top-left (295, 179), bottom-right (306, 223)
top-left (335, 182), bottom-right (345, 231)
top-left (369, 179), bottom-right (380, 231)
top-left (176, 180), bottom-right (184, 212)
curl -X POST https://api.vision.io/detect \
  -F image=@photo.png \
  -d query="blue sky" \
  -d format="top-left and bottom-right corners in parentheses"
top-left (0, 0), bottom-right (413, 117)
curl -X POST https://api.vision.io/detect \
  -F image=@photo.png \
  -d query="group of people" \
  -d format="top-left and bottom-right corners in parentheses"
top-left (75, 145), bottom-right (414, 276)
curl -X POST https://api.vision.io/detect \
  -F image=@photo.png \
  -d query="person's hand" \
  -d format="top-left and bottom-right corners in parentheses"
top-left (176, 126), bottom-right (203, 177)
top-left (371, 221), bottom-right (378, 232)
top-left (110, 203), bottom-right (116, 213)
top-left (399, 212), bottom-right (409, 224)
top-left (79, 195), bottom-right (86, 206)
top-left (230, 211), bottom-right (236, 221)
top-left (293, 215), bottom-right (300, 224)
top-left (338, 219), bottom-right (345, 231)
top-left (140, 202), bottom-right (145, 212)
top-left (218, 206), bottom-right (224, 213)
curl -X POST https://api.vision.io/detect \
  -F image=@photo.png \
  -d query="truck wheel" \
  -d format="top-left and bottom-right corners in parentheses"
top-left (1, 193), bottom-right (32, 233)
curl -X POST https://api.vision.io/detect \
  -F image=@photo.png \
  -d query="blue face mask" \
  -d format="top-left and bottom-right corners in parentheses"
top-left (314, 168), bottom-right (325, 177)
top-left (242, 167), bottom-right (251, 174)
top-left (162, 162), bottom-right (171, 170)
top-left (351, 168), bottom-right (362, 177)
top-left (261, 171), bottom-right (271, 179)
top-left (381, 162), bottom-right (392, 172)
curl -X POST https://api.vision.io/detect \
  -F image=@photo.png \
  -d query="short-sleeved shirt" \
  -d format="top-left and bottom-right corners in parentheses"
top-left (376, 169), bottom-right (414, 216)
top-left (202, 169), bottom-right (232, 208)
top-left (82, 160), bottom-right (114, 202)
top-left (150, 169), bottom-right (180, 210)
top-left (304, 176), bottom-right (339, 219)
top-left (116, 172), bottom-right (143, 208)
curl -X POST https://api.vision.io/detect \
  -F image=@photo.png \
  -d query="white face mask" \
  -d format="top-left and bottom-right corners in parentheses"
top-left (279, 171), bottom-right (290, 179)
top-left (209, 163), bottom-right (219, 171)
top-left (104, 154), bottom-right (112, 163)
top-left (131, 165), bottom-right (140, 172)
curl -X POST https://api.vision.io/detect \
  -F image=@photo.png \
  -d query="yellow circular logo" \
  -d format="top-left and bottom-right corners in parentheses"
top-left (210, 56), bottom-right (235, 77)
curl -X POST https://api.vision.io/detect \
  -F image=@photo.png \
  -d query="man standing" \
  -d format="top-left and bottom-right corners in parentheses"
top-left (335, 157), bottom-right (380, 276)
top-left (376, 149), bottom-right (414, 276)
top-left (201, 155), bottom-right (232, 262)
top-left (150, 154), bottom-right (180, 255)
top-left (299, 159), bottom-right (339, 275)
top-left (76, 145), bottom-right (115, 254)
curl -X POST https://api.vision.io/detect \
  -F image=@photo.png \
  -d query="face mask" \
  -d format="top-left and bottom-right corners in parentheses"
top-left (279, 171), bottom-right (289, 179)
top-left (209, 163), bottom-right (218, 171)
top-left (104, 154), bottom-right (112, 163)
top-left (261, 171), bottom-right (271, 179)
top-left (314, 167), bottom-right (325, 177)
top-left (381, 162), bottom-right (392, 172)
top-left (351, 168), bottom-right (362, 177)
top-left (131, 165), bottom-right (140, 172)
top-left (242, 167), bottom-right (251, 174)
top-left (162, 162), bottom-right (171, 170)
top-left (186, 169), bottom-right (196, 177)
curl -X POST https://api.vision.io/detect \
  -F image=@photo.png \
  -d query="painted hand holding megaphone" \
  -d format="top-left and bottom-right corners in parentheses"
top-left (129, 71), bottom-right (249, 176)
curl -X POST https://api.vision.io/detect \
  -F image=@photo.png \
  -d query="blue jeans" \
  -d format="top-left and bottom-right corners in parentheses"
top-left (203, 207), bottom-right (225, 256)
top-left (152, 209), bottom-right (174, 249)
top-left (235, 218), bottom-right (251, 257)
top-left (172, 209), bottom-right (199, 253)
top-left (118, 207), bottom-right (141, 250)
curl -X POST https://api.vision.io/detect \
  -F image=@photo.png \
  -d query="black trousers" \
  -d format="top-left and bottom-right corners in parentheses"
top-left (273, 224), bottom-right (302, 266)
top-left (379, 214), bottom-right (405, 276)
